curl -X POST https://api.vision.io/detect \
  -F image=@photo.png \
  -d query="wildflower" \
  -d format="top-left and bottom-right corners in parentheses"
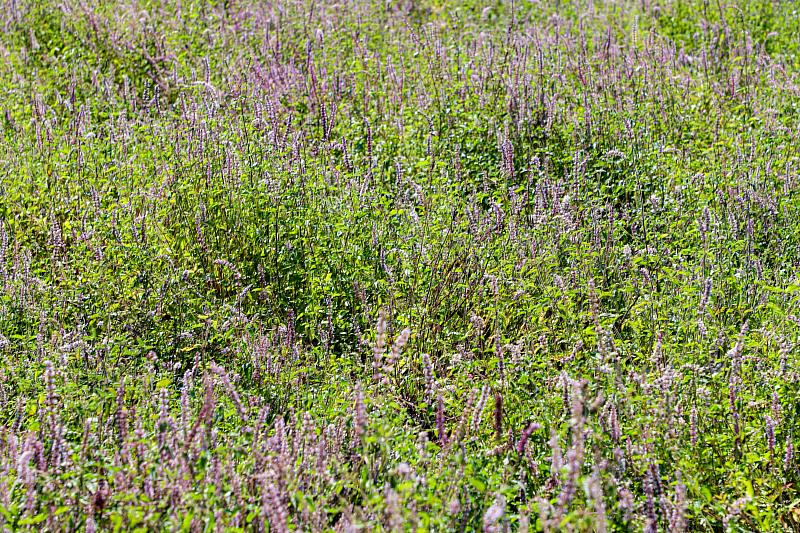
top-left (384, 486), bottom-right (403, 530)
top-left (453, 388), bottom-right (477, 444)
top-left (447, 496), bottom-right (461, 515)
top-left (549, 430), bottom-right (563, 482)
top-left (384, 327), bottom-right (410, 382)
top-left (354, 383), bottom-right (366, 438)
top-left (493, 392), bottom-right (503, 442)
top-left (436, 390), bottom-right (447, 444)
top-left (422, 353), bottom-right (435, 400)
top-left (263, 482), bottom-right (289, 533)
top-left (557, 448), bottom-right (579, 512)
top-left (482, 495), bottom-right (505, 533)
top-left (785, 436), bottom-right (794, 472)
top-left (609, 403), bottom-right (621, 443)
top-left (765, 415), bottom-right (776, 455)
top-left (471, 385), bottom-right (490, 433)
top-left (670, 474), bottom-right (688, 532)
top-left (700, 206), bottom-right (710, 243)
top-left (589, 467), bottom-right (607, 533)
top-left (617, 486), bottom-right (634, 522)
top-left (723, 496), bottom-right (751, 531)
top-left (516, 422), bottom-right (540, 454)
top-left (772, 392), bottom-right (782, 423)
top-left (500, 137), bottom-right (514, 180)
top-left (85, 515), bottom-right (97, 533)
top-left (699, 278), bottom-right (712, 311)
top-left (643, 475), bottom-right (658, 533)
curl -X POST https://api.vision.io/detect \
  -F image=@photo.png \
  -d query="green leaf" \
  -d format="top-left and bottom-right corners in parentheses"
top-left (18, 514), bottom-right (47, 525)
top-left (181, 513), bottom-right (193, 532)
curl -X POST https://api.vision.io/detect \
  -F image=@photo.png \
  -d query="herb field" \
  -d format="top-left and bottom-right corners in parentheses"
top-left (0, 0), bottom-right (799, 530)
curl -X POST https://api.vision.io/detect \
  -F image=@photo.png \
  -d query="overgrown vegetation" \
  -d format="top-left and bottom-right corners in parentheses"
top-left (0, 0), bottom-right (799, 530)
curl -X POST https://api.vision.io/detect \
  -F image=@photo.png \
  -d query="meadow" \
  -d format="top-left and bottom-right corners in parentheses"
top-left (0, 0), bottom-right (798, 530)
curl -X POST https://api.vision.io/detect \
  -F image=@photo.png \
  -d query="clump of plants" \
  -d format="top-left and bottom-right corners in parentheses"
top-left (0, 0), bottom-right (798, 530)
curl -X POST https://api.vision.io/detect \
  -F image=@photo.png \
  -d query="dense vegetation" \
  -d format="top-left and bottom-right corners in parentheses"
top-left (0, 0), bottom-right (799, 530)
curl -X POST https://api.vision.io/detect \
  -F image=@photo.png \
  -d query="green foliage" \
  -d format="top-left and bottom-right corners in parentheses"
top-left (0, 0), bottom-right (798, 530)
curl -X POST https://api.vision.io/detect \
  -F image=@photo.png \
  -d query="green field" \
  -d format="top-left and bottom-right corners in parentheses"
top-left (0, 0), bottom-right (799, 530)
